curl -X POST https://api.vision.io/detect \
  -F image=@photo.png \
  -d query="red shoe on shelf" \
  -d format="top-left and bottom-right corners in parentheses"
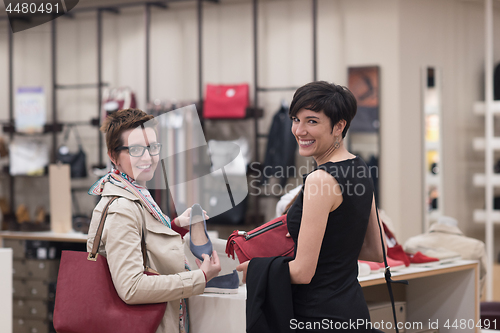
top-left (383, 222), bottom-right (399, 247)
top-left (385, 257), bottom-right (406, 271)
top-left (381, 222), bottom-right (412, 267)
top-left (387, 244), bottom-right (411, 267)
top-left (407, 251), bottom-right (440, 267)
top-left (358, 260), bottom-right (383, 274)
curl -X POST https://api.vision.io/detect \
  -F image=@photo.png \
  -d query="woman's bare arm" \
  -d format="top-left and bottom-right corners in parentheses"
top-left (358, 195), bottom-right (386, 262)
top-left (288, 170), bottom-right (341, 284)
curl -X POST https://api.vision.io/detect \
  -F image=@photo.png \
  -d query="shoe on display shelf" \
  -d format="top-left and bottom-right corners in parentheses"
top-left (359, 260), bottom-right (383, 274)
top-left (385, 257), bottom-right (406, 271)
top-left (407, 251), bottom-right (440, 268)
top-left (405, 246), bottom-right (461, 265)
top-left (387, 244), bottom-right (411, 267)
top-left (204, 270), bottom-right (239, 294)
top-left (358, 261), bottom-right (371, 277)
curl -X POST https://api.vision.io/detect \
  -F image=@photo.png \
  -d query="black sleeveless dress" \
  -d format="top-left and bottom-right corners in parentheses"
top-left (287, 156), bottom-right (373, 332)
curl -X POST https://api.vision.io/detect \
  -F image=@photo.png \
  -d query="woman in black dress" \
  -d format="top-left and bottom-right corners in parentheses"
top-left (239, 81), bottom-right (386, 332)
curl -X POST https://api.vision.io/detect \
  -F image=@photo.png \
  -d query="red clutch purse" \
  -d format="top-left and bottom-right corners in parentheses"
top-left (203, 83), bottom-right (249, 119)
top-left (225, 215), bottom-right (295, 263)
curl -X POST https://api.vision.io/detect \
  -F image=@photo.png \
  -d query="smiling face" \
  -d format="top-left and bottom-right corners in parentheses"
top-left (291, 108), bottom-right (345, 163)
top-left (110, 127), bottom-right (159, 185)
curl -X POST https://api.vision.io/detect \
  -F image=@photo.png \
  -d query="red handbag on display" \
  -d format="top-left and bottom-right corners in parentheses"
top-left (53, 197), bottom-right (167, 333)
top-left (225, 214), bottom-right (295, 263)
top-left (203, 83), bottom-right (249, 119)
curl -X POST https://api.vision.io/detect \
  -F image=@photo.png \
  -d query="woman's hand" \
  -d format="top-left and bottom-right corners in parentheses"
top-left (235, 233), bottom-right (290, 283)
top-left (236, 260), bottom-right (250, 283)
top-left (195, 250), bottom-right (221, 282)
top-left (173, 207), bottom-right (209, 230)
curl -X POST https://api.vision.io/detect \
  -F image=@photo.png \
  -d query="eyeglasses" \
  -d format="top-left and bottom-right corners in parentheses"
top-left (115, 143), bottom-right (162, 157)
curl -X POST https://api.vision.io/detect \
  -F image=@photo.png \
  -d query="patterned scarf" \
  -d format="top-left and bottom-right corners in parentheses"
top-left (88, 169), bottom-right (171, 228)
top-left (89, 169), bottom-right (190, 333)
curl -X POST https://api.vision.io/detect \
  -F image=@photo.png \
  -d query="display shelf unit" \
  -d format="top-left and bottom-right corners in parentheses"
top-left (473, 209), bottom-right (500, 224)
top-left (189, 260), bottom-right (480, 333)
top-left (473, 174), bottom-right (500, 187)
top-left (473, 137), bottom-right (500, 151)
top-left (422, 67), bottom-right (443, 231)
top-left (471, 0), bottom-right (497, 301)
top-left (426, 173), bottom-right (439, 186)
top-left (1, 0), bottom-right (319, 227)
top-left (0, 231), bottom-right (87, 333)
top-left (472, 101), bottom-right (500, 115)
top-left (472, 173), bottom-right (500, 224)
top-left (0, 231), bottom-right (87, 243)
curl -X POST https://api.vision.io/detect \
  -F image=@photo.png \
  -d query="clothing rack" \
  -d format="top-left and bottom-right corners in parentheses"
top-left (3, 0), bottom-right (317, 224)
top-left (251, 0), bottom-right (318, 220)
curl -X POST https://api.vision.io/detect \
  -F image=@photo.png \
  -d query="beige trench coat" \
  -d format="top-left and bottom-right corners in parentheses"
top-left (87, 182), bottom-right (206, 333)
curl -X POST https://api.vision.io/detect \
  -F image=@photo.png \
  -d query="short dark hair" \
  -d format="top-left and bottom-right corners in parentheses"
top-left (100, 108), bottom-right (157, 163)
top-left (289, 81), bottom-right (357, 138)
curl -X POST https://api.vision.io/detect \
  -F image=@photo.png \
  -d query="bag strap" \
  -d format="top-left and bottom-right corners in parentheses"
top-left (88, 196), bottom-right (148, 271)
top-left (141, 216), bottom-right (149, 268)
top-left (372, 192), bottom-right (409, 333)
top-left (61, 125), bottom-right (84, 149)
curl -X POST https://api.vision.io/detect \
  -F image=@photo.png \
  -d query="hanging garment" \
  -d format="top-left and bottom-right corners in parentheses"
top-left (275, 185), bottom-right (302, 218)
top-left (260, 106), bottom-right (297, 186)
top-left (101, 87), bottom-right (138, 125)
top-left (403, 221), bottom-right (487, 296)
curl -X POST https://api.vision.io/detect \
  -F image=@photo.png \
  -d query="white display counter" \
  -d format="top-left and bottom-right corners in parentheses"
top-left (0, 231), bottom-right (480, 333)
top-left (189, 260), bottom-right (480, 333)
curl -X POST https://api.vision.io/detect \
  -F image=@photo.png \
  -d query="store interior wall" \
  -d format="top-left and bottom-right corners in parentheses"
top-left (1, 0), bottom-right (500, 253)
top-left (399, 0), bottom-right (500, 251)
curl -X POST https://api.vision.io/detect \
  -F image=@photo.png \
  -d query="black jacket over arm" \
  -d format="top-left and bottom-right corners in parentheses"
top-left (246, 256), bottom-right (295, 333)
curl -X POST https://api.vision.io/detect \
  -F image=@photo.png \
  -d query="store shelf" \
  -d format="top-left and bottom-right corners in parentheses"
top-left (472, 173), bottom-right (500, 187)
top-left (0, 230), bottom-right (88, 243)
top-left (472, 101), bottom-right (500, 115)
top-left (426, 173), bottom-right (439, 186)
top-left (473, 137), bottom-right (500, 151)
top-left (357, 259), bottom-right (477, 286)
top-left (425, 105), bottom-right (439, 115)
top-left (473, 209), bottom-right (500, 224)
top-left (425, 141), bottom-right (439, 151)
top-left (427, 210), bottom-right (441, 221)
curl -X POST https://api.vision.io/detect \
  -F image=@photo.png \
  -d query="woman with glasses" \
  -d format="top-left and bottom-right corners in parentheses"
top-left (87, 108), bottom-right (221, 333)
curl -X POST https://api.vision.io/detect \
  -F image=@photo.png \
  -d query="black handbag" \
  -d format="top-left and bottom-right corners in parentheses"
top-left (57, 125), bottom-right (87, 178)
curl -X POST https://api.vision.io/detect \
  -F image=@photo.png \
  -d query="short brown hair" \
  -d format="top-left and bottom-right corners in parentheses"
top-left (289, 81), bottom-right (357, 138)
top-left (100, 108), bottom-right (156, 163)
